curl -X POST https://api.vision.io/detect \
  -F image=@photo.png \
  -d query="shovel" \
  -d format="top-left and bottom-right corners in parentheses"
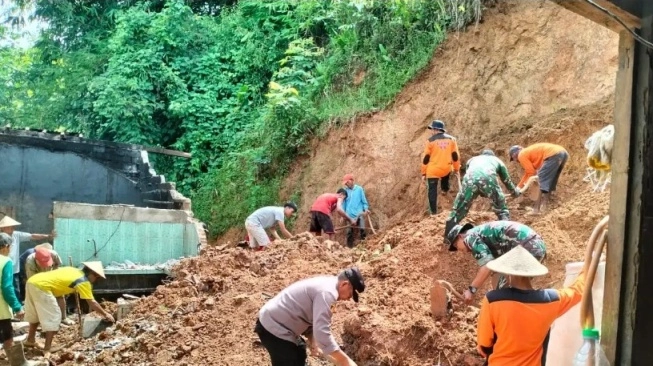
top-left (520, 176), bottom-right (540, 201)
top-left (429, 280), bottom-right (464, 318)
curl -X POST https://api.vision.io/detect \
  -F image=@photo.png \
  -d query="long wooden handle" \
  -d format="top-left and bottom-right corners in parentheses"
top-left (69, 256), bottom-right (83, 338)
top-left (367, 214), bottom-right (377, 235)
top-left (437, 280), bottom-right (464, 300)
top-left (521, 175), bottom-right (539, 191)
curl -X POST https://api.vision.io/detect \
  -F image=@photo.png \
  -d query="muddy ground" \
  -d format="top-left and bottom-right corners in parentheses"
top-left (7, 1), bottom-right (618, 365)
top-left (46, 185), bottom-right (608, 366)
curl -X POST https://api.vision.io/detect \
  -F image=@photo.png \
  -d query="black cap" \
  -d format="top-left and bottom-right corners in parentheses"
top-left (344, 267), bottom-right (365, 302)
top-left (509, 145), bottom-right (522, 161)
top-left (284, 201), bottom-right (298, 212)
top-left (446, 223), bottom-right (474, 251)
top-left (336, 188), bottom-right (348, 199)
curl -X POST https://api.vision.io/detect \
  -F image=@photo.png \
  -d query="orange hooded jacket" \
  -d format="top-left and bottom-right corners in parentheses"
top-left (420, 133), bottom-right (461, 178)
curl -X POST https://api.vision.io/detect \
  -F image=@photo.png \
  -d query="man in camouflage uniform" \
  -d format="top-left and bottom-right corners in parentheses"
top-left (446, 221), bottom-right (547, 304)
top-left (444, 149), bottom-right (521, 236)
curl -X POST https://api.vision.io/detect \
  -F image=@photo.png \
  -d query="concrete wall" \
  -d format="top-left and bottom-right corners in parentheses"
top-left (52, 202), bottom-right (203, 267)
top-left (0, 144), bottom-right (144, 251)
top-left (0, 129), bottom-right (193, 254)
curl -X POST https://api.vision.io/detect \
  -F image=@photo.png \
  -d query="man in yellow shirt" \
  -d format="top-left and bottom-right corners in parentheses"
top-left (24, 262), bottom-right (115, 355)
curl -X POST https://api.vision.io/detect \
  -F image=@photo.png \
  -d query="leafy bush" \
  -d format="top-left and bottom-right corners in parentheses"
top-left (192, 0), bottom-right (489, 235)
top-left (1, 0), bottom-right (489, 236)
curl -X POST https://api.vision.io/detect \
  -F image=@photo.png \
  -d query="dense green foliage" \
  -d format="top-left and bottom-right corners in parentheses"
top-left (1, 0), bottom-right (487, 236)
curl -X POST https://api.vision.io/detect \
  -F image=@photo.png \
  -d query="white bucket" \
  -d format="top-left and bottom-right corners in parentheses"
top-left (545, 261), bottom-right (606, 365)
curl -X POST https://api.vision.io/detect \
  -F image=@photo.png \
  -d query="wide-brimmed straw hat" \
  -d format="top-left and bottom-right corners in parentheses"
top-left (0, 216), bottom-right (21, 228)
top-left (82, 261), bottom-right (106, 279)
top-left (486, 245), bottom-right (549, 277)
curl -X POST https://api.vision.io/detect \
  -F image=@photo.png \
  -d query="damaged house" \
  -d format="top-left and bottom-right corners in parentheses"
top-left (0, 128), bottom-right (206, 295)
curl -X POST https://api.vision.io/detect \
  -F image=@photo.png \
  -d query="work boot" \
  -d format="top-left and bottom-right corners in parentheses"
top-left (6, 342), bottom-right (37, 366)
top-left (346, 228), bottom-right (355, 248)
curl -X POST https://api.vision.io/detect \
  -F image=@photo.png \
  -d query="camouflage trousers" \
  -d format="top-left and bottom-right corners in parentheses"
top-left (495, 238), bottom-right (547, 289)
top-left (447, 173), bottom-right (509, 225)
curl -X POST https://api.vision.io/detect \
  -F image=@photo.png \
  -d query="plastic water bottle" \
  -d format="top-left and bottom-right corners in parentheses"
top-left (573, 328), bottom-right (610, 366)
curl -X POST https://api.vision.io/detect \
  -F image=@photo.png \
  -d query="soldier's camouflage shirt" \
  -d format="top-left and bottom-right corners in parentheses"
top-left (463, 221), bottom-right (547, 267)
top-left (465, 155), bottom-right (517, 193)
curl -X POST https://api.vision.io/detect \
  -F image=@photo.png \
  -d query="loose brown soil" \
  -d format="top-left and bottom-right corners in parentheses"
top-left (34, 1), bottom-right (619, 365)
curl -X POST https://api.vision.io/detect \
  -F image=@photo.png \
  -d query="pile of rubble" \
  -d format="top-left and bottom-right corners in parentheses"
top-left (51, 228), bottom-right (485, 365)
top-left (104, 259), bottom-right (181, 273)
top-left (49, 185), bottom-right (609, 365)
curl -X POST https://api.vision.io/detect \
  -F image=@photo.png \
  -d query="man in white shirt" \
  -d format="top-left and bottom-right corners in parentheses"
top-left (245, 202), bottom-right (297, 251)
top-left (0, 216), bottom-right (54, 301)
top-left (256, 267), bottom-right (365, 366)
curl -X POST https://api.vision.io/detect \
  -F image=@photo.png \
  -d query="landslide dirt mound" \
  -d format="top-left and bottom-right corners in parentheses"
top-left (50, 1), bottom-right (617, 365)
top-left (54, 232), bottom-right (485, 366)
top-left (54, 185), bottom-right (608, 366)
top-left (275, 0), bottom-right (617, 233)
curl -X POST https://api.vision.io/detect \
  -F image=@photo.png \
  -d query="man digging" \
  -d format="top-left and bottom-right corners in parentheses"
top-left (24, 262), bottom-right (114, 357)
top-left (245, 202), bottom-right (298, 251)
top-left (255, 267), bottom-right (365, 366)
top-left (342, 174), bottom-right (370, 248)
top-left (444, 149), bottom-right (520, 237)
top-left (509, 143), bottom-right (569, 215)
top-left (22, 245), bottom-right (74, 327)
top-left (446, 221), bottom-right (547, 304)
top-left (309, 189), bottom-right (351, 241)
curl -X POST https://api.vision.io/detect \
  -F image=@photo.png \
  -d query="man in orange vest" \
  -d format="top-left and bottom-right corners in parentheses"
top-left (421, 120), bottom-right (461, 215)
top-left (509, 143), bottom-right (569, 214)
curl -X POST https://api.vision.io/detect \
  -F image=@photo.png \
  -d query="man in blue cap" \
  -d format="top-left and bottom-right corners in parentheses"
top-left (420, 120), bottom-right (461, 215)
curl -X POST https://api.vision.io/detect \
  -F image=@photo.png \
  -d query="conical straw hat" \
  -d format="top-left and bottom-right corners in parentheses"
top-left (82, 261), bottom-right (106, 279)
top-left (486, 245), bottom-right (549, 277)
top-left (0, 216), bottom-right (21, 228)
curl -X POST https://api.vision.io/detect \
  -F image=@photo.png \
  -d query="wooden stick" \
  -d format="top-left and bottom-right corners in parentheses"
top-left (68, 256), bottom-right (83, 339)
top-left (437, 280), bottom-right (464, 300)
top-left (367, 214), bottom-right (377, 235)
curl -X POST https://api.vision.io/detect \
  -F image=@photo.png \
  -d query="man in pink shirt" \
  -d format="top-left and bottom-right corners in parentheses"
top-left (309, 189), bottom-right (352, 240)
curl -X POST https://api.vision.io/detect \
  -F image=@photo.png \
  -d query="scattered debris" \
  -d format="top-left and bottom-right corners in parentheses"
top-left (105, 258), bottom-right (181, 273)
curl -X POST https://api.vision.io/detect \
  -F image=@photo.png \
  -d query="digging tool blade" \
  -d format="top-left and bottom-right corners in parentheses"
top-left (429, 280), bottom-right (449, 318)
